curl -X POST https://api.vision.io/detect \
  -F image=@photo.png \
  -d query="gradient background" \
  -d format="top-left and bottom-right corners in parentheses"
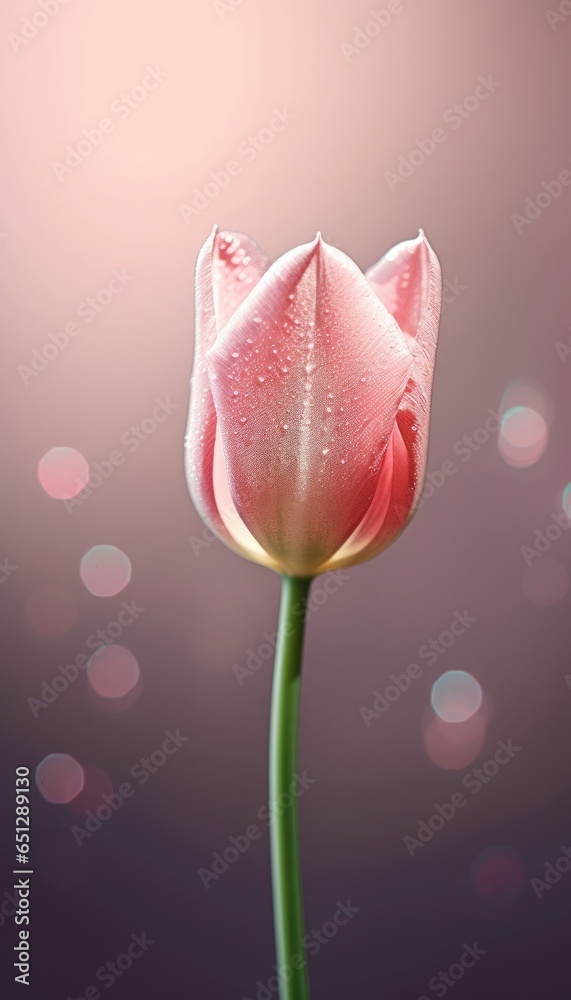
top-left (1, 0), bottom-right (571, 996)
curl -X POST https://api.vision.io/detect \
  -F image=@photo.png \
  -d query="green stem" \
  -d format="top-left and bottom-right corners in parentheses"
top-left (269, 574), bottom-right (312, 1000)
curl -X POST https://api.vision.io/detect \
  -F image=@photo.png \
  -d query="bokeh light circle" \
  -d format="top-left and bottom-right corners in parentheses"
top-left (80, 545), bottom-right (131, 597)
top-left (35, 754), bottom-right (84, 804)
top-left (431, 671), bottom-right (483, 723)
top-left (498, 406), bottom-right (548, 467)
top-left (500, 378), bottom-right (553, 424)
top-left (87, 645), bottom-right (140, 699)
top-left (37, 447), bottom-right (89, 499)
top-left (25, 585), bottom-right (78, 638)
top-left (423, 712), bottom-right (487, 770)
top-left (522, 558), bottom-right (569, 606)
top-left (471, 846), bottom-right (527, 899)
top-left (561, 482), bottom-right (571, 518)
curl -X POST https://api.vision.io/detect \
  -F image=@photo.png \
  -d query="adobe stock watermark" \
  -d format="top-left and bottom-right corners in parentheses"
top-left (7, 0), bottom-right (74, 53)
top-left (531, 845), bottom-right (571, 899)
top-left (52, 66), bottom-right (169, 181)
top-left (359, 610), bottom-right (477, 728)
top-left (63, 397), bottom-right (179, 512)
top-left (555, 326), bottom-right (571, 362)
top-left (385, 74), bottom-right (502, 192)
top-left (545, 0), bottom-right (571, 30)
top-left (0, 558), bottom-right (18, 584)
top-left (233, 571), bottom-right (350, 686)
top-left (178, 107), bottom-right (296, 221)
top-left (198, 771), bottom-right (317, 888)
top-left (64, 931), bottom-right (155, 998)
top-left (17, 268), bottom-right (134, 385)
top-left (71, 729), bottom-right (189, 846)
top-left (417, 409), bottom-right (502, 509)
top-left (442, 277), bottom-right (467, 307)
top-left (242, 900), bottom-right (360, 1000)
top-left (188, 500), bottom-right (244, 557)
top-left (417, 941), bottom-right (487, 999)
top-left (341, 0), bottom-right (412, 62)
top-left (511, 155), bottom-right (571, 234)
top-left (213, 0), bottom-right (248, 17)
top-left (520, 510), bottom-right (571, 566)
top-left (404, 739), bottom-right (522, 857)
top-left (27, 600), bottom-right (145, 718)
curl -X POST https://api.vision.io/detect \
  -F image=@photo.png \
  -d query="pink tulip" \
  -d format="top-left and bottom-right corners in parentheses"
top-left (185, 227), bottom-right (442, 577)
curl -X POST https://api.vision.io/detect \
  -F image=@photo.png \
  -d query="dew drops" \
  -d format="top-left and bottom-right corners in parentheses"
top-left (239, 416), bottom-right (247, 424)
top-left (322, 447), bottom-right (330, 455)
top-left (257, 376), bottom-right (265, 384)
top-left (231, 351), bottom-right (239, 358)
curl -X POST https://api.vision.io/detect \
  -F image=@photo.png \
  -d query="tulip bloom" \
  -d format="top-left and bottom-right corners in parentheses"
top-left (185, 226), bottom-right (442, 1000)
top-left (185, 227), bottom-right (442, 578)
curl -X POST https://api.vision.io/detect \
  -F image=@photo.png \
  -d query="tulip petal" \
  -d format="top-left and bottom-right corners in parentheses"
top-left (365, 231), bottom-right (431, 341)
top-left (185, 227), bottom-right (273, 564)
top-left (324, 233), bottom-right (442, 570)
top-left (206, 235), bottom-right (414, 576)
